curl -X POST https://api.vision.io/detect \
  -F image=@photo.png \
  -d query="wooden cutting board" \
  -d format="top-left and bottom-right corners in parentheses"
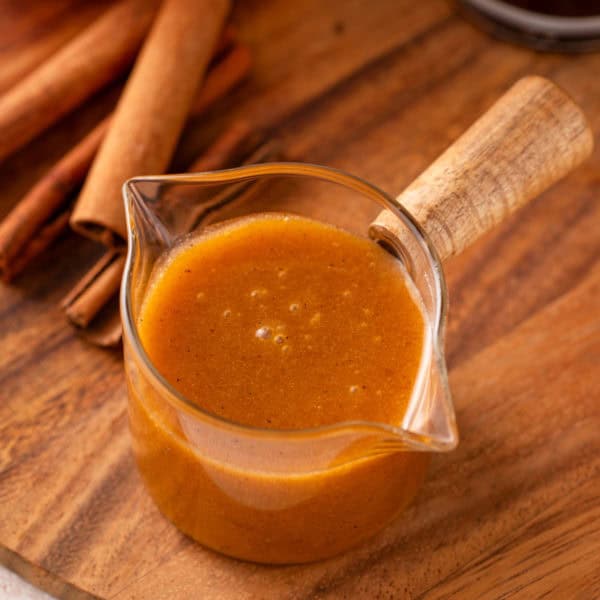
top-left (1, 1), bottom-right (599, 598)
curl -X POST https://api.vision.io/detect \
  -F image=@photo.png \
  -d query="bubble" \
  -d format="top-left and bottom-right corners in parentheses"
top-left (373, 335), bottom-right (382, 343)
top-left (196, 291), bottom-right (206, 301)
top-left (369, 261), bottom-right (375, 268)
top-left (281, 344), bottom-right (290, 353)
top-left (250, 288), bottom-right (268, 299)
top-left (222, 309), bottom-right (232, 318)
top-left (342, 290), bottom-right (352, 298)
top-left (274, 334), bottom-right (286, 345)
top-left (349, 385), bottom-right (359, 394)
top-left (309, 313), bottom-right (321, 326)
top-left (255, 326), bottom-right (272, 340)
top-left (360, 321), bottom-right (368, 328)
top-left (289, 303), bottom-right (300, 313)
top-left (278, 269), bottom-right (288, 279)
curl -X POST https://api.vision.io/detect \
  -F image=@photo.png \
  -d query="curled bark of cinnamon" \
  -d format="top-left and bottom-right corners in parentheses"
top-left (190, 44), bottom-right (252, 116)
top-left (61, 251), bottom-right (126, 328)
top-left (187, 120), bottom-right (255, 172)
top-left (0, 0), bottom-right (160, 163)
top-left (0, 41), bottom-right (251, 282)
top-left (0, 120), bottom-right (108, 281)
top-left (0, 4), bottom-right (112, 95)
top-left (4, 211), bottom-right (72, 283)
top-left (70, 0), bottom-right (232, 244)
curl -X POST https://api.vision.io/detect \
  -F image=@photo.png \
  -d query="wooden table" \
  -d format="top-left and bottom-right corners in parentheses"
top-left (1, 1), bottom-right (599, 598)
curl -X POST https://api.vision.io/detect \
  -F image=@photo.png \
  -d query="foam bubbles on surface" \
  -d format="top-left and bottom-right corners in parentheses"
top-left (250, 288), bottom-right (268, 299)
top-left (255, 326), bottom-right (272, 340)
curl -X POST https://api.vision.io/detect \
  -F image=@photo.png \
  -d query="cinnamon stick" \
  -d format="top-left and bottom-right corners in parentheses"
top-left (0, 3), bottom-right (110, 95)
top-left (190, 44), bottom-right (252, 116)
top-left (0, 119), bottom-right (109, 279)
top-left (3, 211), bottom-right (71, 283)
top-left (61, 251), bottom-right (126, 328)
top-left (213, 24), bottom-right (237, 58)
top-left (61, 249), bottom-right (125, 347)
top-left (63, 129), bottom-right (276, 347)
top-left (71, 0), bottom-right (231, 245)
top-left (0, 0), bottom-right (159, 163)
top-left (81, 309), bottom-right (123, 349)
top-left (187, 120), bottom-right (254, 172)
top-left (0, 42), bottom-right (251, 282)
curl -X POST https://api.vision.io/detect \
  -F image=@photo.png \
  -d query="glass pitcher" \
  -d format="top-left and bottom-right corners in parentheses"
top-left (120, 76), bottom-right (591, 564)
top-left (121, 162), bottom-right (455, 564)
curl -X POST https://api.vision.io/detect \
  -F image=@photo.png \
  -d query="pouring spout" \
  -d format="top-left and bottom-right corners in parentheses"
top-left (123, 179), bottom-right (173, 250)
top-left (400, 347), bottom-right (458, 452)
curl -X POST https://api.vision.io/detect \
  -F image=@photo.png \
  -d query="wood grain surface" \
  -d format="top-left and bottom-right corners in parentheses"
top-left (0, 1), bottom-right (599, 598)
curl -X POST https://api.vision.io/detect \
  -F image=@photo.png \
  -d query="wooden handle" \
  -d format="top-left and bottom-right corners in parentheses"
top-left (370, 76), bottom-right (593, 262)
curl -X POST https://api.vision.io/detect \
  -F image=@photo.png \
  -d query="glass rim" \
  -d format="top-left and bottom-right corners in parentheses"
top-left (120, 161), bottom-right (451, 444)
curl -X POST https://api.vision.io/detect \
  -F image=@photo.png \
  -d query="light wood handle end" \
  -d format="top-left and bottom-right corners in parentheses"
top-left (371, 76), bottom-right (593, 262)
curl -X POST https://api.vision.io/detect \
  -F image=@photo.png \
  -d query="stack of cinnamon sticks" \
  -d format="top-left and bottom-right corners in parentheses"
top-left (0, 0), bottom-right (271, 346)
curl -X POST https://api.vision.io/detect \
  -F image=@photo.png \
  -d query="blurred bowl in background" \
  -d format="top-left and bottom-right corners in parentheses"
top-left (458, 0), bottom-right (600, 51)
